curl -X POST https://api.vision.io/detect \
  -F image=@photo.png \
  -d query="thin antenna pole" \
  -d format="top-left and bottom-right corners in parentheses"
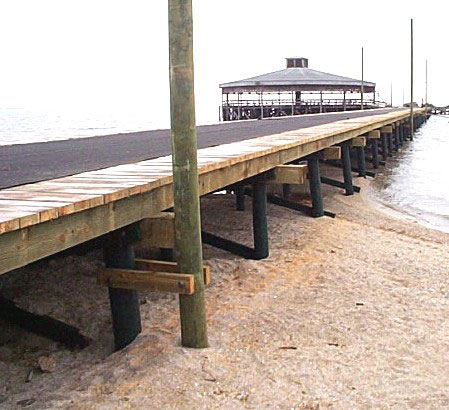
top-left (425, 59), bottom-right (428, 106)
top-left (361, 47), bottom-right (364, 110)
top-left (410, 19), bottom-right (414, 139)
top-left (390, 83), bottom-right (393, 107)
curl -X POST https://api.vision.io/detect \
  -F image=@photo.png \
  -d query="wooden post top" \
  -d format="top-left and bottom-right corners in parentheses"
top-left (366, 130), bottom-right (381, 139)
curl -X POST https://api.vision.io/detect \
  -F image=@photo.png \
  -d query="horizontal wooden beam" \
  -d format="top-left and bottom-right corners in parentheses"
top-left (98, 268), bottom-right (195, 295)
top-left (139, 212), bottom-right (175, 249)
top-left (366, 130), bottom-right (381, 139)
top-left (380, 125), bottom-right (393, 133)
top-left (350, 137), bottom-right (366, 147)
top-left (266, 164), bottom-right (308, 185)
top-left (135, 258), bottom-right (211, 286)
top-left (322, 146), bottom-right (341, 160)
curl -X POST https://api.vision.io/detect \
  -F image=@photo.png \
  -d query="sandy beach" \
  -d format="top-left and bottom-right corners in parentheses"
top-left (1, 169), bottom-right (448, 409)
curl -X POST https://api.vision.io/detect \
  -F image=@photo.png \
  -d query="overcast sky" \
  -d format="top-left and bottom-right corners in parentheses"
top-left (0, 0), bottom-right (447, 126)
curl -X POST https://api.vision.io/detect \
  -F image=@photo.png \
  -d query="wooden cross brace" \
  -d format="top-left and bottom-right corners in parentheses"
top-left (98, 260), bottom-right (211, 295)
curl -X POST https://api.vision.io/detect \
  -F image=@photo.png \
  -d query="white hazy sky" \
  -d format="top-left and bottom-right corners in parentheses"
top-left (0, 0), bottom-right (447, 127)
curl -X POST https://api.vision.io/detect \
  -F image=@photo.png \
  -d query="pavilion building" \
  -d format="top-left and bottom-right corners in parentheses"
top-left (220, 57), bottom-right (381, 121)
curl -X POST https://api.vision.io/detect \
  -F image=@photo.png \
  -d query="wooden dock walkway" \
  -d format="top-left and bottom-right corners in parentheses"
top-left (0, 107), bottom-right (428, 348)
top-left (0, 108), bottom-right (401, 189)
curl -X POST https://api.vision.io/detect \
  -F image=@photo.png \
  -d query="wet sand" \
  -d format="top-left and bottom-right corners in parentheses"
top-left (0, 169), bottom-right (448, 409)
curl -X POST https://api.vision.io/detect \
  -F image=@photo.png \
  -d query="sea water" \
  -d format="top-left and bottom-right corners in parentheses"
top-left (370, 115), bottom-right (449, 233)
top-left (0, 107), bottom-right (163, 146)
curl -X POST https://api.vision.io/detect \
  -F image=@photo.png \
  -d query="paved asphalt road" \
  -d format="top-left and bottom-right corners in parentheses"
top-left (0, 108), bottom-right (400, 189)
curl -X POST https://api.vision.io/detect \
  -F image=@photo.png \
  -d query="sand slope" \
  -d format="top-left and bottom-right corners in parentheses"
top-left (0, 176), bottom-right (448, 409)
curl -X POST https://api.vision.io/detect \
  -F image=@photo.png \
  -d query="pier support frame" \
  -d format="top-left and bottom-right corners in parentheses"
top-left (202, 181), bottom-right (269, 260)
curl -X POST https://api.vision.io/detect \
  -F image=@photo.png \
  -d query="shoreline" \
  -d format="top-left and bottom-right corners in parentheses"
top-left (1, 171), bottom-right (448, 409)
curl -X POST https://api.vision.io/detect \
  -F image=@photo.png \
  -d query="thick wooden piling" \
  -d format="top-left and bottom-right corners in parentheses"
top-left (307, 156), bottom-right (324, 217)
top-left (387, 133), bottom-right (393, 156)
top-left (168, 0), bottom-right (208, 348)
top-left (370, 139), bottom-right (380, 169)
top-left (356, 147), bottom-right (367, 177)
top-left (104, 224), bottom-right (142, 351)
top-left (381, 133), bottom-right (388, 161)
top-left (394, 126), bottom-right (400, 151)
top-left (341, 141), bottom-right (354, 195)
top-left (252, 181), bottom-right (269, 259)
top-left (235, 184), bottom-right (245, 211)
top-left (282, 183), bottom-right (291, 199)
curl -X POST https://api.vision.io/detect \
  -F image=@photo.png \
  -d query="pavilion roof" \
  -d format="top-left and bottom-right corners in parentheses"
top-left (220, 66), bottom-right (375, 93)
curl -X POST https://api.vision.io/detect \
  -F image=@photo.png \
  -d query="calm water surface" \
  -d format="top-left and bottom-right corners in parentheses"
top-left (371, 115), bottom-right (449, 233)
top-left (0, 107), bottom-right (165, 146)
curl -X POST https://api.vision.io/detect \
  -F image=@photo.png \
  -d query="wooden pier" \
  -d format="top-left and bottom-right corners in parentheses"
top-left (0, 107), bottom-right (428, 349)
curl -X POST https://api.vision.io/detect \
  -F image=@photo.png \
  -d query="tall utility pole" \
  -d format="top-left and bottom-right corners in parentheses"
top-left (410, 18), bottom-right (414, 139)
top-left (361, 47), bottom-right (364, 110)
top-left (168, 0), bottom-right (208, 348)
top-left (390, 83), bottom-right (393, 107)
top-left (425, 59), bottom-right (428, 106)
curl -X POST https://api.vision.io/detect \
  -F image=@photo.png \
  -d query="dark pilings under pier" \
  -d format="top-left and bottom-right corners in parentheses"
top-left (282, 183), bottom-right (291, 199)
top-left (381, 133), bottom-right (388, 162)
top-left (104, 224), bottom-right (142, 351)
top-left (356, 146), bottom-right (367, 177)
top-left (235, 184), bottom-right (245, 211)
top-left (341, 141), bottom-right (354, 195)
top-left (252, 181), bottom-right (269, 260)
top-left (387, 133), bottom-right (393, 156)
top-left (307, 156), bottom-right (324, 217)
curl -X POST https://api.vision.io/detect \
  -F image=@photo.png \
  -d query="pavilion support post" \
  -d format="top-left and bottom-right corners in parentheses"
top-left (235, 184), bottom-right (245, 211)
top-left (237, 93), bottom-right (241, 120)
top-left (104, 224), bottom-right (142, 351)
top-left (168, 0), bottom-right (208, 348)
top-left (343, 91), bottom-right (346, 111)
top-left (319, 91), bottom-right (323, 113)
top-left (291, 91), bottom-right (295, 116)
top-left (341, 141), bottom-right (354, 195)
top-left (307, 155), bottom-right (324, 217)
top-left (370, 139), bottom-right (380, 168)
top-left (252, 181), bottom-right (269, 259)
top-left (260, 92), bottom-right (264, 119)
top-left (356, 146), bottom-right (367, 177)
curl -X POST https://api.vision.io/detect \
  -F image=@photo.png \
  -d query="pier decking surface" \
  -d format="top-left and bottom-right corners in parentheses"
top-left (1, 108), bottom-right (400, 189)
top-left (0, 107), bottom-right (421, 277)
